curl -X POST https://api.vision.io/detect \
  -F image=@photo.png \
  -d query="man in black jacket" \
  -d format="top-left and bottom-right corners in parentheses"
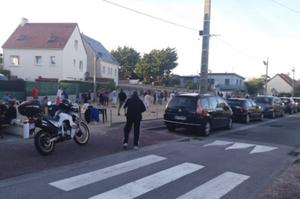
top-left (118, 89), bottom-right (127, 115)
top-left (123, 91), bottom-right (146, 150)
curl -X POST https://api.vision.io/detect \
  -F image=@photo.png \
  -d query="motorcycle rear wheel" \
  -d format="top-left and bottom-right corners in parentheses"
top-left (74, 121), bottom-right (90, 145)
top-left (34, 130), bottom-right (55, 156)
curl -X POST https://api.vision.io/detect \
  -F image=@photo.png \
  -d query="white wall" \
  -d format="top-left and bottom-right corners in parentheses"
top-left (99, 60), bottom-right (119, 85)
top-left (62, 26), bottom-right (87, 80)
top-left (209, 74), bottom-right (244, 86)
top-left (267, 75), bottom-right (292, 94)
top-left (3, 48), bottom-right (63, 80)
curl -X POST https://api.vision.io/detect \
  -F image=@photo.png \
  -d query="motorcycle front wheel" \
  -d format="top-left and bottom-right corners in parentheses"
top-left (34, 130), bottom-right (55, 156)
top-left (74, 121), bottom-right (90, 145)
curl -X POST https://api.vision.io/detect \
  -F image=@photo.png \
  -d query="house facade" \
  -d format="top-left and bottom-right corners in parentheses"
top-left (82, 34), bottom-right (119, 85)
top-left (172, 73), bottom-right (245, 92)
top-left (267, 73), bottom-right (294, 95)
top-left (2, 19), bottom-right (87, 81)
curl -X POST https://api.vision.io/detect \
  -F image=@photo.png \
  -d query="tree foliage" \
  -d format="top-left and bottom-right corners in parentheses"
top-left (111, 46), bottom-right (140, 79)
top-left (135, 47), bottom-right (178, 84)
top-left (245, 78), bottom-right (264, 96)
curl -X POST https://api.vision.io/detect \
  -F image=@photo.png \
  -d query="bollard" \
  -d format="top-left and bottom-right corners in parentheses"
top-left (23, 121), bottom-right (30, 139)
top-left (109, 109), bottom-right (112, 127)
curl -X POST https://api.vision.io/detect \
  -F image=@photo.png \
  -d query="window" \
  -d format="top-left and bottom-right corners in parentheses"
top-left (208, 96), bottom-right (218, 109)
top-left (236, 79), bottom-right (239, 85)
top-left (74, 40), bottom-right (78, 50)
top-left (208, 79), bottom-right (215, 85)
top-left (73, 59), bottom-right (76, 67)
top-left (102, 66), bottom-right (106, 74)
top-left (50, 56), bottom-right (56, 65)
top-left (79, 61), bottom-right (83, 71)
top-left (10, 56), bottom-right (20, 66)
top-left (35, 56), bottom-right (42, 65)
top-left (225, 79), bottom-right (230, 85)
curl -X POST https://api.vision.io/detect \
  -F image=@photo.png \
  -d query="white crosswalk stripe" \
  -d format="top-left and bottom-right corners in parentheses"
top-left (49, 155), bottom-right (166, 191)
top-left (177, 171), bottom-right (250, 199)
top-left (204, 140), bottom-right (278, 154)
top-left (89, 163), bottom-right (204, 199)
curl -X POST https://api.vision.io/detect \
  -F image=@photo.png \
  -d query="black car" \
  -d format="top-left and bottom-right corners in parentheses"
top-left (292, 97), bottom-right (300, 112)
top-left (227, 98), bottom-right (264, 123)
top-left (280, 97), bottom-right (298, 114)
top-left (164, 93), bottom-right (233, 136)
top-left (255, 96), bottom-right (284, 118)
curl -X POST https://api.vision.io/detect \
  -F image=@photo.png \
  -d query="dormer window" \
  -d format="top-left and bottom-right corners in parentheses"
top-left (35, 56), bottom-right (42, 65)
top-left (48, 34), bottom-right (57, 43)
top-left (16, 34), bottom-right (27, 41)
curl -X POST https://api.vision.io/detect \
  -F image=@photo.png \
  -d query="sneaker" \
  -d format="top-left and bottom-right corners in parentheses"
top-left (123, 143), bottom-right (128, 149)
top-left (133, 146), bottom-right (139, 150)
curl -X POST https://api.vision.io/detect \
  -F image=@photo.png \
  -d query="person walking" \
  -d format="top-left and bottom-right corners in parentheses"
top-left (118, 89), bottom-right (127, 116)
top-left (143, 91), bottom-right (152, 110)
top-left (32, 87), bottom-right (39, 100)
top-left (123, 91), bottom-right (146, 150)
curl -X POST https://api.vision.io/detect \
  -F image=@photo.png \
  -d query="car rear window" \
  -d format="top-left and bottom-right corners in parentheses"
top-left (167, 96), bottom-right (197, 111)
top-left (227, 100), bottom-right (244, 107)
top-left (293, 98), bottom-right (300, 102)
top-left (255, 97), bottom-right (272, 104)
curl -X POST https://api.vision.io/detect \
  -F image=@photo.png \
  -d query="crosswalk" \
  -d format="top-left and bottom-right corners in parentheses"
top-left (49, 154), bottom-right (250, 199)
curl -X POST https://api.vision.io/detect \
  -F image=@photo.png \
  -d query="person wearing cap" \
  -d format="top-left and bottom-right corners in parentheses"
top-left (123, 91), bottom-right (146, 150)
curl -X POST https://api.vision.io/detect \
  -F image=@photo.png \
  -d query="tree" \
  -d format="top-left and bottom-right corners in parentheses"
top-left (135, 47), bottom-right (178, 84)
top-left (245, 78), bottom-right (264, 96)
top-left (111, 46), bottom-right (140, 79)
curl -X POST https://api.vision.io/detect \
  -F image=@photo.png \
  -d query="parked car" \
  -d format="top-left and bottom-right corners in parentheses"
top-left (164, 93), bottom-right (233, 136)
top-left (280, 97), bottom-right (298, 114)
top-left (255, 96), bottom-right (284, 118)
top-left (292, 97), bottom-right (300, 112)
top-left (227, 98), bottom-right (264, 123)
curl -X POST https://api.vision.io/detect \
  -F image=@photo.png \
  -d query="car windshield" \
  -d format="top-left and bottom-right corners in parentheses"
top-left (227, 100), bottom-right (244, 107)
top-left (167, 96), bottom-right (197, 111)
top-left (255, 97), bottom-right (272, 104)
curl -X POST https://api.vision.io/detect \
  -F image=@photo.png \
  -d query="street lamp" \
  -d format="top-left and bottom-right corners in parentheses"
top-left (292, 67), bottom-right (295, 96)
top-left (263, 58), bottom-right (269, 95)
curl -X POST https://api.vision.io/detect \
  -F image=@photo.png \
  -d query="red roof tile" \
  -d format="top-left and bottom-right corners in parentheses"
top-left (2, 23), bottom-right (77, 49)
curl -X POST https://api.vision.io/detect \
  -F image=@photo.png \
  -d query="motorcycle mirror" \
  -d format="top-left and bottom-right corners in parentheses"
top-left (47, 101), bottom-right (52, 106)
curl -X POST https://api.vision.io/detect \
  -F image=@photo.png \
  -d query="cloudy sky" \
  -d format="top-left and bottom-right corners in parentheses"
top-left (1, 0), bottom-right (299, 79)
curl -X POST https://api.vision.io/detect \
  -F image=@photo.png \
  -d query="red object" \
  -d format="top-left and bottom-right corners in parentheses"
top-left (32, 87), bottom-right (38, 98)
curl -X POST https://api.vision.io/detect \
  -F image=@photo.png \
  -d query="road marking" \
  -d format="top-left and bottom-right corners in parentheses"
top-left (89, 163), bottom-right (204, 199)
top-left (250, 145), bottom-right (278, 154)
top-left (176, 171), bottom-right (249, 199)
top-left (203, 140), bottom-right (233, 147)
top-left (225, 142), bottom-right (255, 150)
top-left (49, 155), bottom-right (166, 191)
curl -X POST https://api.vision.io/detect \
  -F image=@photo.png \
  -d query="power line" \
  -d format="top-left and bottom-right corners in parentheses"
top-left (102, 0), bottom-right (199, 32)
top-left (270, 0), bottom-right (300, 14)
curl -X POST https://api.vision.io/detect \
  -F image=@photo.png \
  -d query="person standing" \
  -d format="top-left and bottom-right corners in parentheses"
top-left (118, 89), bottom-right (127, 116)
top-left (56, 87), bottom-right (63, 105)
top-left (143, 91), bottom-right (152, 110)
top-left (32, 87), bottom-right (39, 100)
top-left (123, 91), bottom-right (146, 150)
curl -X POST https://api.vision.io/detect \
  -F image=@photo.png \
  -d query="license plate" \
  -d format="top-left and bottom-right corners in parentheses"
top-left (175, 116), bottom-right (186, 121)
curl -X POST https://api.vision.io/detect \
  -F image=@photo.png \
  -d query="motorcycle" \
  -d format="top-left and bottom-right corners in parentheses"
top-left (18, 99), bottom-right (90, 155)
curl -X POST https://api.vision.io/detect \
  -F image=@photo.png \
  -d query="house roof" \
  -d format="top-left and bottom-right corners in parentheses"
top-left (2, 23), bottom-right (77, 49)
top-left (270, 73), bottom-right (295, 87)
top-left (81, 34), bottom-right (119, 65)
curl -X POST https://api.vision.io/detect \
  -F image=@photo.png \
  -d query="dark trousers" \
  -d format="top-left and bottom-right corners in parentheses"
top-left (123, 117), bottom-right (141, 146)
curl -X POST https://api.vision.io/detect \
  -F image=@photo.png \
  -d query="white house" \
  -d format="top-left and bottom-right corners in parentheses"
top-left (81, 34), bottom-right (119, 85)
top-left (267, 73), bottom-right (295, 95)
top-left (2, 18), bottom-right (87, 81)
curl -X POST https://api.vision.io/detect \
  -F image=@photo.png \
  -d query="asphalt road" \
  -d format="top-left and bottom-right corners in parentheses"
top-left (0, 114), bottom-right (300, 198)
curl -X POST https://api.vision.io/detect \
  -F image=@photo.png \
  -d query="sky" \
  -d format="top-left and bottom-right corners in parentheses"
top-left (0, 0), bottom-right (300, 80)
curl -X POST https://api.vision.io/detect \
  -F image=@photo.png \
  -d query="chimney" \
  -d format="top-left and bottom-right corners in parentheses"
top-left (20, 18), bottom-right (28, 27)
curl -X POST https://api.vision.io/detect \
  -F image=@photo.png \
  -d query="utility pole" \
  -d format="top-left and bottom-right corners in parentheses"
top-left (199, 0), bottom-right (211, 94)
top-left (292, 67), bottom-right (295, 96)
top-left (263, 58), bottom-right (269, 95)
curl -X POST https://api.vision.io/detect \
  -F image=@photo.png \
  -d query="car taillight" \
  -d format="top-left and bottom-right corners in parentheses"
top-left (196, 99), bottom-right (209, 116)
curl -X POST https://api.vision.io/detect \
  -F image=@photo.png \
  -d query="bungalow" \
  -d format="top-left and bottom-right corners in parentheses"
top-left (267, 73), bottom-right (296, 95)
top-left (2, 18), bottom-right (87, 81)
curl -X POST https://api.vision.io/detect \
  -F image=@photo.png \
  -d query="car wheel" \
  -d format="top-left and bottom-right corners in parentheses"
top-left (166, 124), bottom-right (176, 132)
top-left (201, 122), bottom-right (211, 136)
top-left (226, 117), bottom-right (233, 129)
top-left (244, 114), bottom-right (250, 124)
